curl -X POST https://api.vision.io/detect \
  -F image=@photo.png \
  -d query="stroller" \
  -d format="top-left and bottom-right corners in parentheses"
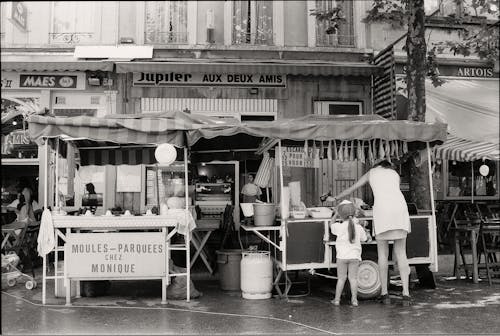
top-left (1, 252), bottom-right (37, 290)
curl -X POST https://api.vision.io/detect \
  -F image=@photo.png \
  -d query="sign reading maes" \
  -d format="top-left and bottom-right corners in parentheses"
top-left (133, 72), bottom-right (286, 87)
top-left (65, 232), bottom-right (166, 278)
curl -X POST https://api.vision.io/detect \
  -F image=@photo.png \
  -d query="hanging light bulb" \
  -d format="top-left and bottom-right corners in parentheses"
top-left (12, 121), bottom-right (17, 125)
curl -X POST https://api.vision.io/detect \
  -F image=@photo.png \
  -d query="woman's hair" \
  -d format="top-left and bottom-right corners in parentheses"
top-left (17, 194), bottom-right (26, 211)
top-left (373, 160), bottom-right (394, 169)
top-left (337, 202), bottom-right (357, 243)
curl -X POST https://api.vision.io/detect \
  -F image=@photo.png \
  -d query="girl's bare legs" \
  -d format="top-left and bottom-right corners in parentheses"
top-left (393, 238), bottom-right (410, 297)
top-left (334, 259), bottom-right (348, 304)
top-left (376, 240), bottom-right (390, 296)
top-left (348, 260), bottom-right (360, 305)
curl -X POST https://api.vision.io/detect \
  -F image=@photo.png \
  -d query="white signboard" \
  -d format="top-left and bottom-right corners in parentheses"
top-left (133, 72), bottom-right (286, 87)
top-left (278, 147), bottom-right (320, 168)
top-left (66, 232), bottom-right (166, 278)
top-left (116, 165), bottom-right (142, 192)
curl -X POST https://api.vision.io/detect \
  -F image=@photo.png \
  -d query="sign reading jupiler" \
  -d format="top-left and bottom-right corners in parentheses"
top-left (133, 72), bottom-right (286, 87)
top-left (65, 232), bottom-right (166, 278)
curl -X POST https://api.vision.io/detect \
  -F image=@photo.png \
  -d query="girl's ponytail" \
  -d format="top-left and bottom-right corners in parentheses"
top-left (348, 215), bottom-right (355, 243)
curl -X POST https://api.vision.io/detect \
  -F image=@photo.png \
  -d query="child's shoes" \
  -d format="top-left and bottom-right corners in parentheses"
top-left (330, 299), bottom-right (340, 306)
top-left (351, 299), bottom-right (358, 307)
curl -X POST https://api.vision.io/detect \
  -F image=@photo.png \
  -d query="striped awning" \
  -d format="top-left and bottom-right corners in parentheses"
top-left (115, 60), bottom-right (383, 76)
top-left (1, 61), bottom-right (114, 72)
top-left (26, 112), bottom-right (217, 147)
top-left (433, 135), bottom-right (500, 162)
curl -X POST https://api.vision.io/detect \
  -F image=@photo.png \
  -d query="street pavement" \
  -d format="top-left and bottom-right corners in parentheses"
top-left (2, 255), bottom-right (500, 336)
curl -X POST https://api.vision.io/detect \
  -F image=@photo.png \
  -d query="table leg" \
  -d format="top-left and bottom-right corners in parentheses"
top-left (471, 230), bottom-right (479, 284)
top-left (191, 231), bottom-right (214, 274)
top-left (454, 232), bottom-right (460, 278)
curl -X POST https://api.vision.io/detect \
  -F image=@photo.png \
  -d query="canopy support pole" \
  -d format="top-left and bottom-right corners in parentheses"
top-left (471, 162), bottom-right (474, 204)
top-left (184, 147), bottom-right (190, 302)
top-left (55, 138), bottom-right (60, 210)
top-left (426, 142), bottom-right (438, 272)
top-left (278, 140), bottom-right (285, 217)
top-left (42, 139), bottom-right (49, 305)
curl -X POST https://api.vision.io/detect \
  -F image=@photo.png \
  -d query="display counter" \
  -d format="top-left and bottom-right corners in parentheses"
top-left (46, 212), bottom-right (194, 306)
top-left (242, 214), bottom-right (437, 297)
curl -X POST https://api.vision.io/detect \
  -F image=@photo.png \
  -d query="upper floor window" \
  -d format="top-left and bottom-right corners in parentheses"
top-left (145, 1), bottom-right (188, 44)
top-left (232, 1), bottom-right (274, 45)
top-left (50, 2), bottom-right (97, 44)
top-left (425, 0), bottom-right (498, 20)
top-left (315, 0), bottom-right (354, 47)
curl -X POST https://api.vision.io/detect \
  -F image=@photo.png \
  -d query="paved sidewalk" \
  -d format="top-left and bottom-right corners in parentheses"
top-left (2, 255), bottom-right (500, 335)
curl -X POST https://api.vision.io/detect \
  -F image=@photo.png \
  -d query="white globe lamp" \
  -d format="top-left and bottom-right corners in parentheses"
top-left (155, 143), bottom-right (177, 166)
top-left (479, 164), bottom-right (489, 177)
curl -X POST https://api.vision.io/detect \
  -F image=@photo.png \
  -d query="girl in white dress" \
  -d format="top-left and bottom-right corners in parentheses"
top-left (326, 160), bottom-right (411, 306)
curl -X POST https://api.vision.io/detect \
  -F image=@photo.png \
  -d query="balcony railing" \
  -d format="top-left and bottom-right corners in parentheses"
top-left (232, 32), bottom-right (275, 46)
top-left (316, 34), bottom-right (355, 48)
top-left (144, 31), bottom-right (188, 45)
top-left (48, 32), bottom-right (94, 44)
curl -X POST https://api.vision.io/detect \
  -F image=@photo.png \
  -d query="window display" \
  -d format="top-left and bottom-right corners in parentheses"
top-left (145, 163), bottom-right (189, 209)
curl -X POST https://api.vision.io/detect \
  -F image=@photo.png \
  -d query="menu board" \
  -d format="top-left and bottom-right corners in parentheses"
top-left (279, 147), bottom-right (320, 168)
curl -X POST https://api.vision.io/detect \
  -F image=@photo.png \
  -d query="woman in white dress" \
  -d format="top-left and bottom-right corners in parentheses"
top-left (326, 160), bottom-right (411, 305)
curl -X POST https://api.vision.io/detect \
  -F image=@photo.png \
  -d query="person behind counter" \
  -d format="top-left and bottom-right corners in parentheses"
top-left (241, 174), bottom-right (262, 203)
top-left (15, 187), bottom-right (37, 223)
top-left (331, 200), bottom-right (367, 307)
top-left (326, 160), bottom-right (411, 306)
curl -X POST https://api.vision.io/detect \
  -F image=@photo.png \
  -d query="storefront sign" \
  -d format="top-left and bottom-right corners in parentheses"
top-left (65, 232), bottom-right (166, 278)
top-left (133, 72), bottom-right (286, 87)
top-left (10, 2), bottom-right (28, 31)
top-left (279, 147), bottom-right (320, 168)
top-left (1, 72), bottom-right (86, 90)
top-left (396, 64), bottom-right (497, 78)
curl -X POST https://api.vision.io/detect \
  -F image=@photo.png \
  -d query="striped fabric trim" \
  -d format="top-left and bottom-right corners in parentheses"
top-left (433, 135), bottom-right (500, 162)
top-left (372, 46), bottom-right (397, 119)
top-left (79, 147), bottom-right (157, 166)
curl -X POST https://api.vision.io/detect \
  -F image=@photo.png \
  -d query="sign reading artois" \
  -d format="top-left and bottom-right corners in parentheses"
top-left (133, 72), bottom-right (286, 87)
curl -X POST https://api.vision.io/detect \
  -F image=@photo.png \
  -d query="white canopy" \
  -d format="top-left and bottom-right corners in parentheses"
top-left (426, 79), bottom-right (499, 161)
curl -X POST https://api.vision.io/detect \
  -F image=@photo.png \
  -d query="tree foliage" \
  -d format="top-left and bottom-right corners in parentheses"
top-left (363, 0), bottom-right (499, 73)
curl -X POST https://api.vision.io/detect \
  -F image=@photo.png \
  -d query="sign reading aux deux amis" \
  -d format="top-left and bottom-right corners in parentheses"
top-left (66, 232), bottom-right (166, 278)
top-left (133, 72), bottom-right (286, 87)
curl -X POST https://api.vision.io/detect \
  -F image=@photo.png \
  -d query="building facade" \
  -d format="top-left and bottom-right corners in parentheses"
top-left (1, 1), bottom-right (387, 212)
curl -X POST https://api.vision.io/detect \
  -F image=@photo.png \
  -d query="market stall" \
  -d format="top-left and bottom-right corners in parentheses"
top-left (186, 114), bottom-right (447, 297)
top-left (27, 111), bottom-right (227, 305)
top-left (425, 80), bottom-right (500, 283)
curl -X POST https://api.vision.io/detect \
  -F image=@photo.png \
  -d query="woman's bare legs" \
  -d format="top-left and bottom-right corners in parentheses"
top-left (393, 238), bottom-right (411, 297)
top-left (376, 240), bottom-right (390, 296)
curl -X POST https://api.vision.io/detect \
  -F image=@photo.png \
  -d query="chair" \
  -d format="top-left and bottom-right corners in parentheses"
top-left (478, 219), bottom-right (500, 285)
top-left (219, 205), bottom-right (236, 250)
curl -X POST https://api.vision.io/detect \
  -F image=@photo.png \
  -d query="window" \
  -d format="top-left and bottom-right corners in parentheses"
top-left (314, 0), bottom-right (354, 47)
top-left (145, 1), bottom-right (188, 44)
top-left (232, 1), bottom-right (274, 45)
top-left (425, 0), bottom-right (498, 20)
top-left (314, 101), bottom-right (362, 115)
top-left (50, 2), bottom-right (97, 44)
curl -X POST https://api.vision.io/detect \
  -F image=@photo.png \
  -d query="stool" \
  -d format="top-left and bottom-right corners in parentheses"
top-left (451, 220), bottom-right (481, 283)
top-left (478, 220), bottom-right (500, 285)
